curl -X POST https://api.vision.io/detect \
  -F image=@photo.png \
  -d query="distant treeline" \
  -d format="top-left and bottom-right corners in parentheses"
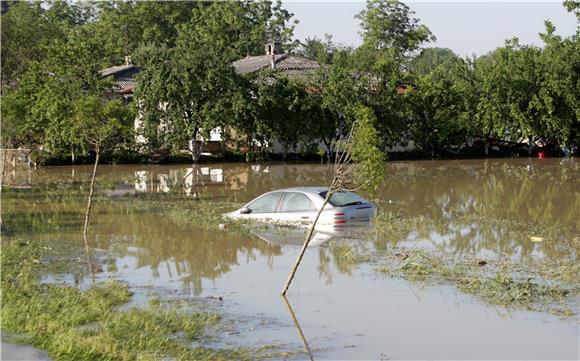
top-left (2, 0), bottom-right (579, 162)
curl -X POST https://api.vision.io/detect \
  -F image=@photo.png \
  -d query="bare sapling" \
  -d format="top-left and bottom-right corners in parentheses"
top-left (281, 105), bottom-right (384, 295)
top-left (74, 96), bottom-right (132, 276)
top-left (83, 144), bottom-right (100, 240)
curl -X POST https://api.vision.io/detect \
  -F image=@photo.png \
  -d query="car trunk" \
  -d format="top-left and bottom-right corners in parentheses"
top-left (332, 203), bottom-right (374, 224)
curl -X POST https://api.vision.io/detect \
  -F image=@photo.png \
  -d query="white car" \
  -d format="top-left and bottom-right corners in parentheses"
top-left (223, 187), bottom-right (376, 226)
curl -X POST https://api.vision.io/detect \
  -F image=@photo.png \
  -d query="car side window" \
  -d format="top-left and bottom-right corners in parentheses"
top-left (279, 193), bottom-right (316, 212)
top-left (247, 192), bottom-right (283, 213)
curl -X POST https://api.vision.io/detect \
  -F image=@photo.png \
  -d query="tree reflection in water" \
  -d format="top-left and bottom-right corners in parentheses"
top-left (2, 159), bottom-right (578, 295)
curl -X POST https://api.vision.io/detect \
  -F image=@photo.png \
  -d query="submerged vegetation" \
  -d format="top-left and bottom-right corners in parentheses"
top-left (371, 211), bottom-right (579, 316)
top-left (1, 160), bottom-right (578, 359)
top-left (1, 240), bottom-right (250, 360)
top-left (376, 250), bottom-right (577, 316)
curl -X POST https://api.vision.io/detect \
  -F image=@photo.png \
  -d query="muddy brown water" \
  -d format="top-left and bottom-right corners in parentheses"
top-left (2, 159), bottom-right (579, 359)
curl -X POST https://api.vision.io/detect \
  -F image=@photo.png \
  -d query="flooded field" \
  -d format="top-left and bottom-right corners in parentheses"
top-left (2, 159), bottom-right (579, 359)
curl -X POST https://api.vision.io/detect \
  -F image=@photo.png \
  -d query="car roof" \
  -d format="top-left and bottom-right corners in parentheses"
top-left (272, 187), bottom-right (329, 194)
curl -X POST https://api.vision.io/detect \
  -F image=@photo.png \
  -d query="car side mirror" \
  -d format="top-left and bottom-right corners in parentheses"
top-left (240, 207), bottom-right (251, 214)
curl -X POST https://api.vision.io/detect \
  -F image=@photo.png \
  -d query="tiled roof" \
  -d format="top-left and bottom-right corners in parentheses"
top-left (100, 52), bottom-right (321, 94)
top-left (99, 64), bottom-right (139, 93)
top-left (232, 54), bottom-right (319, 80)
top-left (233, 54), bottom-right (286, 75)
top-left (99, 64), bottom-right (136, 78)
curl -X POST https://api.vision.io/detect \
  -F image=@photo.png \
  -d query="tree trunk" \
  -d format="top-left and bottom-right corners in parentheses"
top-left (191, 142), bottom-right (201, 162)
top-left (484, 140), bottom-right (490, 157)
top-left (83, 149), bottom-right (100, 240)
top-left (0, 150), bottom-right (6, 227)
top-left (281, 192), bottom-right (332, 295)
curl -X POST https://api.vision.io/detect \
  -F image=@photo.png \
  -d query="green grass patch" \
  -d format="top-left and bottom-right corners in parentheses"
top-left (1, 240), bottom-right (249, 360)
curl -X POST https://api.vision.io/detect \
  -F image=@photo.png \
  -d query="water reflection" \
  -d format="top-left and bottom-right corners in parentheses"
top-left (2, 159), bottom-right (578, 276)
top-left (2, 160), bottom-right (578, 359)
top-left (251, 224), bottom-right (369, 248)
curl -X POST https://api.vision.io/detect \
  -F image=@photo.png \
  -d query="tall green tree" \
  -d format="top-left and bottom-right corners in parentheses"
top-left (537, 21), bottom-right (580, 149)
top-left (256, 78), bottom-right (316, 159)
top-left (406, 57), bottom-right (474, 157)
top-left (94, 1), bottom-right (201, 64)
top-left (356, 0), bottom-right (435, 60)
top-left (354, 0), bottom-right (435, 148)
top-left (297, 34), bottom-right (338, 64)
top-left (134, 25), bottom-right (237, 160)
top-left (409, 47), bottom-right (459, 76)
top-left (0, 0), bottom-right (92, 87)
top-left (312, 50), bottom-right (359, 155)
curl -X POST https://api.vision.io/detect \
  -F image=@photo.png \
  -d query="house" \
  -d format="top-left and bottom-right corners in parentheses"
top-left (231, 41), bottom-right (324, 155)
top-left (100, 56), bottom-right (138, 101)
top-left (98, 41), bottom-right (323, 157)
top-left (233, 41), bottom-right (319, 81)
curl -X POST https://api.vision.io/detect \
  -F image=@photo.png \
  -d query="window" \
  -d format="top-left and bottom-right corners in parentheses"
top-left (279, 193), bottom-right (316, 212)
top-left (319, 191), bottom-right (367, 207)
top-left (247, 192), bottom-right (283, 213)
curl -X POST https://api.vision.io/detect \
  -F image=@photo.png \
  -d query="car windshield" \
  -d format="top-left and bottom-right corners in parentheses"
top-left (319, 191), bottom-right (368, 207)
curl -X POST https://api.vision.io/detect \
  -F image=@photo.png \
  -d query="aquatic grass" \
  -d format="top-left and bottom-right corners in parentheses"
top-left (329, 242), bottom-right (368, 275)
top-left (1, 240), bottom-right (249, 360)
top-left (375, 249), bottom-right (577, 315)
top-left (456, 273), bottom-right (569, 306)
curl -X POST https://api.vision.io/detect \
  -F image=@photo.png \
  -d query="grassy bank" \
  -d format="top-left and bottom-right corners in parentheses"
top-left (1, 240), bottom-right (250, 360)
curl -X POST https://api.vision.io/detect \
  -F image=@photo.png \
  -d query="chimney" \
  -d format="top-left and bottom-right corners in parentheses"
top-left (265, 39), bottom-right (282, 70)
top-left (125, 55), bottom-right (132, 66)
top-left (264, 41), bottom-right (283, 55)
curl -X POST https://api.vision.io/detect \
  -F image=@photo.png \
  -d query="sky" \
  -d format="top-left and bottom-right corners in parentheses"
top-left (282, 1), bottom-right (578, 57)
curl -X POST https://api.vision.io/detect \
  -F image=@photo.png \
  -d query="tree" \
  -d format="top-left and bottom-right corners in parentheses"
top-left (354, 0), bottom-right (436, 149)
top-left (297, 34), bottom-right (338, 64)
top-left (356, 0), bottom-right (435, 60)
top-left (255, 78), bottom-right (316, 159)
top-left (474, 39), bottom-right (559, 154)
top-left (72, 95), bottom-right (132, 238)
top-left (94, 1), bottom-right (201, 64)
top-left (537, 21), bottom-right (580, 150)
top-left (312, 50), bottom-right (359, 156)
top-left (409, 47), bottom-right (459, 76)
top-left (134, 26), bottom-right (237, 160)
top-left (406, 57), bottom-right (473, 157)
top-left (1, 0), bottom-right (100, 88)
top-left (2, 23), bottom-right (112, 158)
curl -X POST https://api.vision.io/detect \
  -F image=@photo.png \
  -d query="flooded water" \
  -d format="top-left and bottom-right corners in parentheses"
top-left (2, 159), bottom-right (579, 359)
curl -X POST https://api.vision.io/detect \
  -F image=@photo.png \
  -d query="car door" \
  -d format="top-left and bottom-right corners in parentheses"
top-left (244, 192), bottom-right (283, 222)
top-left (276, 192), bottom-right (318, 224)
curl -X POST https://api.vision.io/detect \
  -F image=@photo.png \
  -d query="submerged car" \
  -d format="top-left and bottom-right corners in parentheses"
top-left (223, 187), bottom-right (376, 226)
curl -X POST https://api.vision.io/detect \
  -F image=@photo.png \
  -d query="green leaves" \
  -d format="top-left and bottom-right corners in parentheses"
top-left (350, 105), bottom-right (385, 192)
top-left (72, 95), bottom-right (133, 151)
top-left (406, 54), bottom-right (473, 154)
top-left (356, 0), bottom-right (435, 58)
top-left (134, 26), bottom-right (237, 154)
